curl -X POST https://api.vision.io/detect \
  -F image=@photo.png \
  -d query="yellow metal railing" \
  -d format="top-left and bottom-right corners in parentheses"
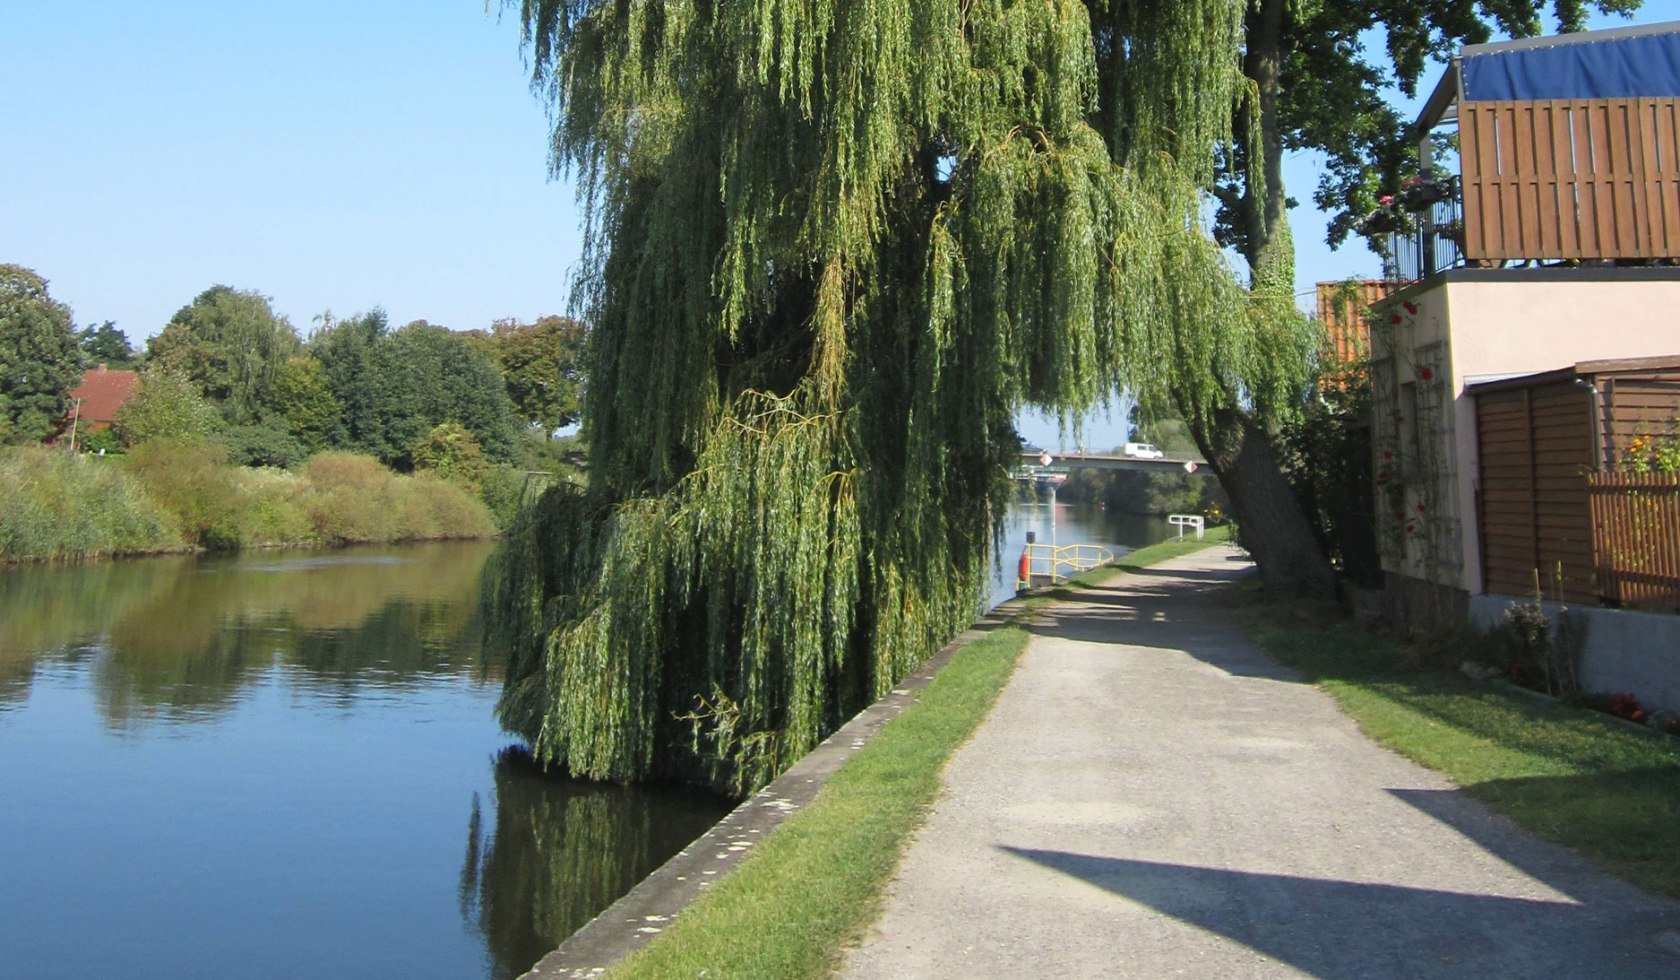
top-left (1015, 543), bottom-right (1115, 589)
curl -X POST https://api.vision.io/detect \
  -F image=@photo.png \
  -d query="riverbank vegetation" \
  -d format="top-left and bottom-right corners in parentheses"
top-left (1251, 612), bottom-right (1680, 900)
top-left (606, 534), bottom-right (1229, 978)
top-left (0, 441), bottom-right (498, 561)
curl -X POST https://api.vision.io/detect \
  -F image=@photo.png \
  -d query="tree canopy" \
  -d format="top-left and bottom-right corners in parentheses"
top-left (114, 368), bottom-right (224, 448)
top-left (0, 264), bottom-right (83, 444)
top-left (485, 315), bottom-right (587, 434)
top-left (146, 286), bottom-right (303, 425)
top-left (311, 311), bottom-right (523, 468)
top-left (77, 321), bottom-right (136, 368)
top-left (487, 0), bottom-right (1317, 793)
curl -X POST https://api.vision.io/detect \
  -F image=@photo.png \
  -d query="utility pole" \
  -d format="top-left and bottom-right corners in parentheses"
top-left (67, 397), bottom-right (83, 453)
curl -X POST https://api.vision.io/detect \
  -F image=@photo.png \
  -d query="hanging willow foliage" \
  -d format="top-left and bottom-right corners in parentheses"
top-left (486, 0), bottom-right (1317, 795)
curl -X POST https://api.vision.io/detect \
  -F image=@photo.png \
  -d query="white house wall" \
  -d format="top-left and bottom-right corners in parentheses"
top-left (1374, 270), bottom-right (1680, 598)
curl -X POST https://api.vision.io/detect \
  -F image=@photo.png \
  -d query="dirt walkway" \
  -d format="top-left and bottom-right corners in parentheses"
top-left (841, 545), bottom-right (1680, 978)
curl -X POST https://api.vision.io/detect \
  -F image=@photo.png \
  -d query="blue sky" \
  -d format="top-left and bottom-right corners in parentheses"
top-left (1, 3), bottom-right (1663, 448)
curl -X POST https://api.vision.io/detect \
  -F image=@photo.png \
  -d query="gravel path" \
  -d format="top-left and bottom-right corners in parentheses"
top-left (841, 545), bottom-right (1680, 978)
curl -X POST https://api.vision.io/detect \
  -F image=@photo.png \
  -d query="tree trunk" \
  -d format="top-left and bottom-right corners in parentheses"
top-left (1190, 405), bottom-right (1338, 599)
top-left (1169, 0), bottom-right (1336, 600)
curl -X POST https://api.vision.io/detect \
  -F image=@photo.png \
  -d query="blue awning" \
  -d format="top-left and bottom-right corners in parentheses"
top-left (1462, 25), bottom-right (1680, 101)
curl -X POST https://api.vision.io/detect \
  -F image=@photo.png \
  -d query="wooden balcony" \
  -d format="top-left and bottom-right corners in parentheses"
top-left (1397, 22), bottom-right (1680, 278)
top-left (1460, 98), bottom-right (1680, 263)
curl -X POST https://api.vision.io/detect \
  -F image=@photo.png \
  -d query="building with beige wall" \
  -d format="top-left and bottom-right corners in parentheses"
top-left (1370, 268), bottom-right (1680, 620)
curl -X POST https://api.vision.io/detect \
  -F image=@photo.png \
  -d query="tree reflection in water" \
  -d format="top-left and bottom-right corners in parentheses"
top-left (460, 747), bottom-right (731, 980)
top-left (0, 541), bottom-right (499, 723)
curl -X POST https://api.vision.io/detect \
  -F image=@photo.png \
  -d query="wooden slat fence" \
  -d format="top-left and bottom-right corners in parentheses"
top-left (1460, 98), bottom-right (1680, 262)
top-left (1588, 472), bottom-right (1680, 611)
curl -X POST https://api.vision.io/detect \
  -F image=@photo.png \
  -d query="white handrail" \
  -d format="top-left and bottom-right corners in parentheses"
top-left (1168, 514), bottom-right (1205, 540)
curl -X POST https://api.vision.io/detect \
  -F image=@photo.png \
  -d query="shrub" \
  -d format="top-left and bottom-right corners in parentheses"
top-left (220, 422), bottom-right (307, 469)
top-left (397, 473), bottom-right (497, 541)
top-left (0, 446), bottom-right (179, 560)
top-left (113, 369), bottom-right (222, 448)
top-left (479, 464), bottom-right (549, 530)
top-left (412, 422), bottom-right (489, 492)
top-left (121, 440), bottom-right (244, 550)
top-left (76, 426), bottom-right (122, 455)
top-left (298, 450), bottom-right (494, 544)
top-left (230, 467), bottom-right (313, 546)
top-left (299, 451), bottom-right (401, 543)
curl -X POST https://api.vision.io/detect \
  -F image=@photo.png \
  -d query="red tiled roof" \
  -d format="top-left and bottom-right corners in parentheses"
top-left (68, 366), bottom-right (140, 424)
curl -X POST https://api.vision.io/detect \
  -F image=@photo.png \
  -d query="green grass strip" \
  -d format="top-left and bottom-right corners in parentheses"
top-left (1254, 622), bottom-right (1680, 898)
top-left (608, 529), bottom-right (1234, 978)
top-left (609, 625), bottom-right (1028, 978)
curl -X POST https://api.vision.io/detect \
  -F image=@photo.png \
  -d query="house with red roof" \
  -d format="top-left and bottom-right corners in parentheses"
top-left (64, 364), bottom-right (139, 435)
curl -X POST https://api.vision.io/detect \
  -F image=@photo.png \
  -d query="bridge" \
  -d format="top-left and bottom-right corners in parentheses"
top-left (1016, 450), bottom-right (1210, 478)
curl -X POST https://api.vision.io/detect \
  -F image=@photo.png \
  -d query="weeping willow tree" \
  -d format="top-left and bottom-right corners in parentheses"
top-left (486, 0), bottom-right (1318, 795)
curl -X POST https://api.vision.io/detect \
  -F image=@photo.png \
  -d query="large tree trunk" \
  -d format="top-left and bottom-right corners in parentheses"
top-left (1190, 404), bottom-right (1338, 599)
top-left (1173, 0), bottom-right (1335, 600)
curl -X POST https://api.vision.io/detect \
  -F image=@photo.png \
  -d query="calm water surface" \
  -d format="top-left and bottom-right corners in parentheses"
top-left (0, 541), bottom-right (729, 980)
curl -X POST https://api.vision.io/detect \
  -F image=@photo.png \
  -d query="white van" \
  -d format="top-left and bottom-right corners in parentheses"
top-left (1123, 442), bottom-right (1165, 459)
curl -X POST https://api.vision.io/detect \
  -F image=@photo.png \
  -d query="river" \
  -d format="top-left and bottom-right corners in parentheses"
top-left (0, 503), bottom-right (1178, 979)
top-left (0, 542), bottom-right (729, 980)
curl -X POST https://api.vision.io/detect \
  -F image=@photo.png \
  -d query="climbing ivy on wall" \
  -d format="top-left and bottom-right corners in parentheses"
top-left (484, 0), bottom-right (1317, 795)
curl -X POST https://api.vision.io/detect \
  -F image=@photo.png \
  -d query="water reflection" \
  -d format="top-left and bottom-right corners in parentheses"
top-left (460, 748), bottom-right (731, 980)
top-left (0, 541), bottom-right (498, 724)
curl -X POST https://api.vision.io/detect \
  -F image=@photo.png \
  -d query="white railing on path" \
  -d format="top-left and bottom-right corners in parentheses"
top-left (1168, 514), bottom-right (1205, 540)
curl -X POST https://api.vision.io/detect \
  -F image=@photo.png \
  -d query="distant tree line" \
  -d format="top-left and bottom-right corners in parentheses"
top-left (0, 265), bottom-right (586, 466)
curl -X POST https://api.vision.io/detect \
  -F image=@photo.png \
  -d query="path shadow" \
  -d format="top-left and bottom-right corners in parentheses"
top-left (1105, 565), bottom-right (1248, 583)
top-left (1388, 781), bottom-right (1680, 909)
top-left (1023, 571), bottom-right (1298, 681)
top-left (1002, 847), bottom-right (1679, 977)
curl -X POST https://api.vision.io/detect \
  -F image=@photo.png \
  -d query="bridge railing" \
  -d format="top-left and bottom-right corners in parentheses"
top-left (1016, 543), bottom-right (1116, 589)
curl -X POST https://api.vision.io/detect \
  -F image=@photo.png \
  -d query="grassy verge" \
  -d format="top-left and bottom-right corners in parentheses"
top-left (1252, 618), bottom-right (1680, 898)
top-left (607, 529), bottom-right (1234, 978)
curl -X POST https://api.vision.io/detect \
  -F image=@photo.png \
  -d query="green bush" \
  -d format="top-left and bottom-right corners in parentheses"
top-left (121, 440), bottom-right (245, 550)
top-left (397, 473), bottom-right (498, 540)
top-left (0, 447), bottom-right (179, 560)
top-left (3, 440), bottom-right (497, 562)
top-left (75, 427), bottom-right (122, 455)
top-left (113, 369), bottom-right (223, 448)
top-left (412, 422), bottom-right (489, 491)
top-left (231, 467), bottom-right (314, 546)
top-left (298, 450), bottom-right (494, 544)
top-left (220, 422), bottom-right (307, 469)
top-left (479, 464), bottom-right (549, 530)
